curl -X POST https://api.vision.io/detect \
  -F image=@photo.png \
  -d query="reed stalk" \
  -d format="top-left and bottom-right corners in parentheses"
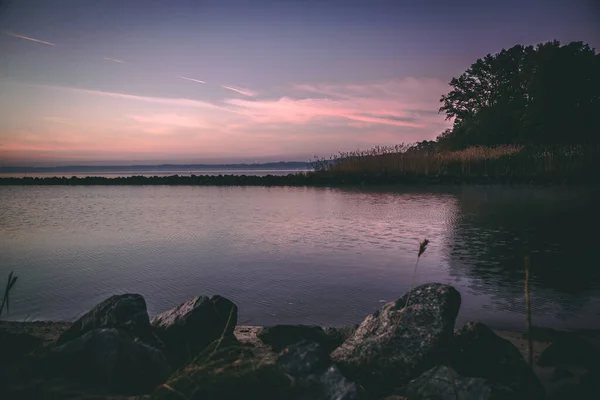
top-left (524, 256), bottom-right (533, 367)
top-left (0, 271), bottom-right (18, 317)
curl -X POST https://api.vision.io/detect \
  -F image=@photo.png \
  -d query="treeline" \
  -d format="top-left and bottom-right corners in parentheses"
top-left (437, 40), bottom-right (599, 150)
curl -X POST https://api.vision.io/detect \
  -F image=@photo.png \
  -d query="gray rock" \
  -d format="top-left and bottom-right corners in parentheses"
top-left (45, 328), bottom-right (170, 394)
top-left (57, 294), bottom-right (154, 346)
top-left (276, 341), bottom-right (357, 400)
top-left (150, 339), bottom-right (356, 400)
top-left (452, 322), bottom-right (545, 400)
top-left (403, 366), bottom-right (514, 400)
top-left (278, 341), bottom-right (331, 376)
top-left (323, 326), bottom-right (358, 350)
top-left (258, 324), bottom-right (334, 352)
top-left (330, 283), bottom-right (461, 396)
top-left (151, 295), bottom-right (238, 365)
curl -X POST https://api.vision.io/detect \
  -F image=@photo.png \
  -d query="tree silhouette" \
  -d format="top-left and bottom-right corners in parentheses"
top-left (438, 41), bottom-right (600, 149)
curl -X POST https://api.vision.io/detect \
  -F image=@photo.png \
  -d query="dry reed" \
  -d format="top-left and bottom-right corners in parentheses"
top-left (311, 143), bottom-right (599, 179)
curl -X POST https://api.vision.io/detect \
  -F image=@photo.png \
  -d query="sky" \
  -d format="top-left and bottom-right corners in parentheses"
top-left (0, 0), bottom-right (598, 165)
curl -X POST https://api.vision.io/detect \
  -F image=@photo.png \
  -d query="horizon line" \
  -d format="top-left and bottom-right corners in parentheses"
top-left (0, 161), bottom-right (312, 170)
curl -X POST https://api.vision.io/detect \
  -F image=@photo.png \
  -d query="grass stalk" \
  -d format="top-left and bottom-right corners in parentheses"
top-left (0, 271), bottom-right (18, 318)
top-left (386, 239), bottom-right (429, 344)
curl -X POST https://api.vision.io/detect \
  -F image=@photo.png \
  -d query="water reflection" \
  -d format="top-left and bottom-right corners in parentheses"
top-left (444, 186), bottom-right (600, 327)
top-left (0, 185), bottom-right (598, 330)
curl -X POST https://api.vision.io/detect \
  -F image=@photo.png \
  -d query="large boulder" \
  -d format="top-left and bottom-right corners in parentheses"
top-left (151, 295), bottom-right (238, 366)
top-left (258, 324), bottom-right (336, 352)
top-left (43, 328), bottom-right (170, 394)
top-left (330, 283), bottom-right (461, 396)
top-left (452, 322), bottom-right (545, 400)
top-left (57, 294), bottom-right (154, 346)
top-left (402, 366), bottom-right (514, 400)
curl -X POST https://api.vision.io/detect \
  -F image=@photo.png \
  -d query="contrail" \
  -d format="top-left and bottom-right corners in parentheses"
top-left (221, 85), bottom-right (257, 97)
top-left (179, 76), bottom-right (205, 84)
top-left (3, 31), bottom-right (56, 46)
top-left (103, 57), bottom-right (125, 64)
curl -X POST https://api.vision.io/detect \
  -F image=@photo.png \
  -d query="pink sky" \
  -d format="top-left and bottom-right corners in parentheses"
top-left (0, 78), bottom-right (451, 165)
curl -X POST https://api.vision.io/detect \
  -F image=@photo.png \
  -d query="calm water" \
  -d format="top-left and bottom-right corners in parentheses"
top-left (1, 185), bottom-right (599, 331)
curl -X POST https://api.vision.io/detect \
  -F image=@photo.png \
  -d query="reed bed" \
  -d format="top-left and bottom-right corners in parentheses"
top-left (311, 144), bottom-right (600, 179)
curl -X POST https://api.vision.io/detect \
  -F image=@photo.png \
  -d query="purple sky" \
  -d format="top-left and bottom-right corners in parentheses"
top-left (0, 0), bottom-right (598, 165)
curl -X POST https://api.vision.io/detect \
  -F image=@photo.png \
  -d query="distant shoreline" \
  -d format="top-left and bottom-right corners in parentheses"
top-left (0, 161), bottom-right (311, 174)
top-left (0, 172), bottom-right (596, 186)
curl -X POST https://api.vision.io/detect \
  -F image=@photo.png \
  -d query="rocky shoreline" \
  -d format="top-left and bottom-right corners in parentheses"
top-left (1, 283), bottom-right (599, 399)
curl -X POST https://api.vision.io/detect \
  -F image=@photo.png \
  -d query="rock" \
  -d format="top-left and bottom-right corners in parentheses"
top-left (323, 325), bottom-right (358, 349)
top-left (57, 294), bottom-right (154, 346)
top-left (0, 328), bottom-right (43, 388)
top-left (278, 341), bottom-right (357, 400)
top-left (551, 367), bottom-right (574, 382)
top-left (151, 350), bottom-right (291, 400)
top-left (0, 328), bottom-right (42, 364)
top-left (538, 332), bottom-right (600, 368)
top-left (550, 371), bottom-right (600, 400)
top-left (258, 324), bottom-right (336, 352)
top-left (150, 340), bottom-right (356, 400)
top-left (44, 328), bottom-right (170, 394)
top-left (277, 340), bottom-right (331, 376)
top-left (402, 366), bottom-right (514, 400)
top-left (452, 322), bottom-right (545, 400)
top-left (330, 283), bottom-right (461, 396)
top-left (151, 295), bottom-right (238, 366)
top-left (522, 326), bottom-right (560, 342)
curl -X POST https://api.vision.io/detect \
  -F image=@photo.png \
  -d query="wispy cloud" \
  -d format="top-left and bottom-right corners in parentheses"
top-left (3, 31), bottom-right (56, 46)
top-left (179, 76), bottom-right (205, 84)
top-left (42, 116), bottom-right (79, 126)
top-left (103, 57), bottom-right (125, 64)
top-left (126, 113), bottom-right (207, 134)
top-left (35, 84), bottom-right (239, 113)
top-left (221, 85), bottom-right (257, 97)
top-left (223, 78), bottom-right (449, 129)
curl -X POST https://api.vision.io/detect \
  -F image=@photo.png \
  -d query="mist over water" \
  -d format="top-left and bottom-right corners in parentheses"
top-left (1, 184), bottom-right (598, 330)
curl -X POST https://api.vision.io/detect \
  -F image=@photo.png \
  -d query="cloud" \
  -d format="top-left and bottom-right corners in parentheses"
top-left (4, 78), bottom-right (452, 164)
top-left (3, 31), bottom-right (56, 46)
top-left (42, 116), bottom-right (80, 126)
top-left (103, 57), bottom-right (125, 64)
top-left (179, 76), bottom-right (205, 84)
top-left (34, 84), bottom-right (238, 113)
top-left (223, 78), bottom-right (449, 131)
top-left (221, 85), bottom-right (257, 97)
top-left (126, 113), bottom-right (207, 134)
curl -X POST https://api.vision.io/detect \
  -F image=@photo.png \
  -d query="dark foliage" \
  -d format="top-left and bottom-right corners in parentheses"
top-left (438, 41), bottom-right (599, 149)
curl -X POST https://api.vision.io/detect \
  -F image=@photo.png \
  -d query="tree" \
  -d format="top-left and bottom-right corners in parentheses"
top-left (438, 41), bottom-right (599, 149)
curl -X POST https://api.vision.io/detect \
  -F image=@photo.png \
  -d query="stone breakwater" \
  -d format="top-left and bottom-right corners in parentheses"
top-left (0, 172), bottom-right (587, 186)
top-left (1, 283), bottom-right (599, 400)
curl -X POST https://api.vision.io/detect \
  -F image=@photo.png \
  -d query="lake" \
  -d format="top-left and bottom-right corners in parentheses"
top-left (1, 184), bottom-right (599, 331)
